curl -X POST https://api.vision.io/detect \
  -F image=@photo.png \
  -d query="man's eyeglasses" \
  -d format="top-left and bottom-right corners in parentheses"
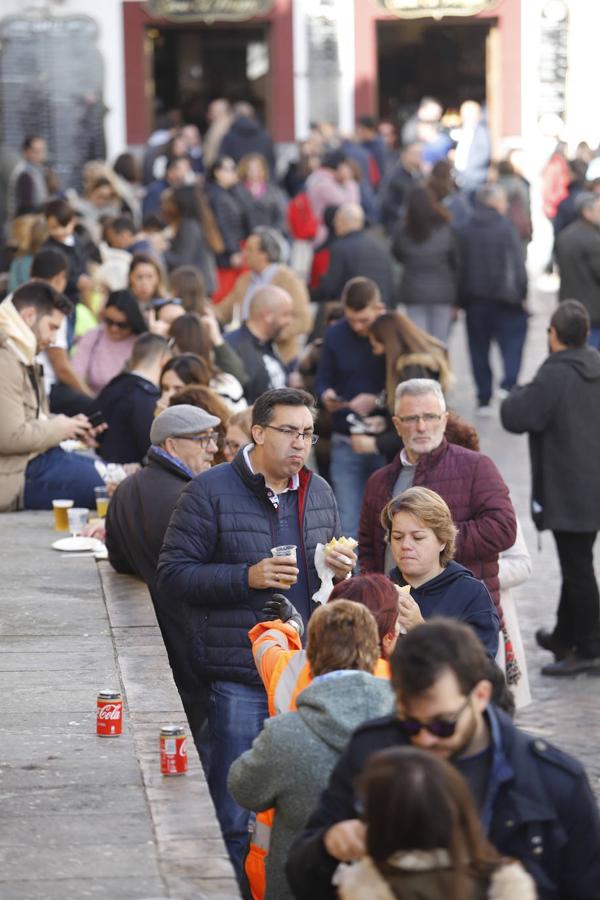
top-left (265, 425), bottom-right (319, 446)
top-left (105, 316), bottom-right (131, 330)
top-left (179, 431), bottom-right (220, 447)
top-left (397, 413), bottom-right (443, 426)
top-left (396, 695), bottom-right (471, 739)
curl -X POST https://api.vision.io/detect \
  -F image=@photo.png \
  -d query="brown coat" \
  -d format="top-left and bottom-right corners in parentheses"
top-left (0, 332), bottom-right (64, 511)
top-left (216, 264), bottom-right (312, 363)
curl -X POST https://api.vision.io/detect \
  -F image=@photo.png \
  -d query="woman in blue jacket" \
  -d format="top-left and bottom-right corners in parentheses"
top-left (382, 485), bottom-right (499, 657)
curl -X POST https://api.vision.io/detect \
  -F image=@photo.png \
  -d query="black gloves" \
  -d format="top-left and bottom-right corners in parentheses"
top-left (262, 593), bottom-right (304, 637)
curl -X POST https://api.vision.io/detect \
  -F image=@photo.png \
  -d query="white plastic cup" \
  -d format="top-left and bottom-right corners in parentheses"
top-left (271, 544), bottom-right (297, 562)
top-left (67, 507), bottom-right (89, 537)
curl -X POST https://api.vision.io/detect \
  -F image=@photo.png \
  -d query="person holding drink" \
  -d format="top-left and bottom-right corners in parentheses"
top-left (158, 387), bottom-right (352, 880)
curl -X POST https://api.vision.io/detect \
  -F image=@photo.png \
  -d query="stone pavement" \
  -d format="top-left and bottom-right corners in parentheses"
top-left (0, 513), bottom-right (239, 900)
top-left (447, 276), bottom-right (600, 799)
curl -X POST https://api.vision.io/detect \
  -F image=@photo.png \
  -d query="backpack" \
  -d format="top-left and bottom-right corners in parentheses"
top-left (287, 193), bottom-right (318, 240)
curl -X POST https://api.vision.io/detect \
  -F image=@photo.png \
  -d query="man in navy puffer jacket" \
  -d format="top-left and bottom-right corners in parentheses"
top-left (157, 388), bottom-right (350, 879)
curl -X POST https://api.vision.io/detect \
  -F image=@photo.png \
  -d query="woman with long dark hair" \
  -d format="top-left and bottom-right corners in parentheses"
top-left (393, 185), bottom-right (460, 343)
top-left (337, 747), bottom-right (535, 900)
top-left (162, 185), bottom-right (217, 296)
top-left (167, 314), bottom-right (247, 412)
top-left (71, 289), bottom-right (146, 394)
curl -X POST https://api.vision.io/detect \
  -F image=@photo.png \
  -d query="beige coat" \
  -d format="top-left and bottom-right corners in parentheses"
top-left (337, 854), bottom-right (537, 900)
top-left (0, 298), bottom-right (65, 511)
top-left (216, 264), bottom-right (312, 364)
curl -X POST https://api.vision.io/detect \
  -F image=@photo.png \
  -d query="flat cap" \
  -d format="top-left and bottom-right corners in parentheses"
top-left (150, 404), bottom-right (220, 444)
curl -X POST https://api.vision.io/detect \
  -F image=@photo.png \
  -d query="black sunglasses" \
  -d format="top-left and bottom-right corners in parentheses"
top-left (105, 316), bottom-right (131, 330)
top-left (396, 695), bottom-right (471, 739)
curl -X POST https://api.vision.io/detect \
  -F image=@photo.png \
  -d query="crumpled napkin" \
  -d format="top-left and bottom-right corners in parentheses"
top-left (312, 543), bottom-right (335, 605)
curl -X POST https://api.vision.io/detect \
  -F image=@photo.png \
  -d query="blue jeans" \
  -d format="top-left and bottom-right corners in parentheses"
top-left (465, 301), bottom-right (528, 405)
top-left (589, 327), bottom-right (600, 350)
top-left (330, 434), bottom-right (385, 539)
top-left (406, 304), bottom-right (454, 344)
top-left (24, 447), bottom-right (104, 510)
top-left (207, 680), bottom-right (268, 880)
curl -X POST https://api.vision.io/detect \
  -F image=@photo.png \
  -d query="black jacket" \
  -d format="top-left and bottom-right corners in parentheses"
top-left (105, 448), bottom-right (207, 735)
top-left (380, 164), bottom-right (422, 235)
top-left (456, 205), bottom-right (527, 306)
top-left (311, 230), bottom-right (395, 309)
top-left (220, 116), bottom-right (276, 173)
top-left (206, 181), bottom-right (250, 266)
top-left (393, 222), bottom-right (459, 307)
top-left (286, 706), bottom-right (600, 900)
top-left (156, 452), bottom-right (341, 684)
top-left (390, 561), bottom-right (499, 658)
top-left (501, 347), bottom-right (600, 531)
top-left (225, 323), bottom-right (287, 404)
top-left (93, 372), bottom-right (159, 464)
top-left (106, 447), bottom-right (189, 590)
top-left (555, 219), bottom-right (600, 324)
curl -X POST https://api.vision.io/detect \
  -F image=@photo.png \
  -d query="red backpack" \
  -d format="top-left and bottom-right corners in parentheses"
top-left (287, 193), bottom-right (319, 240)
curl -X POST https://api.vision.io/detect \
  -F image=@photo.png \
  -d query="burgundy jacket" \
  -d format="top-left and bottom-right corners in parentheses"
top-left (358, 439), bottom-right (517, 615)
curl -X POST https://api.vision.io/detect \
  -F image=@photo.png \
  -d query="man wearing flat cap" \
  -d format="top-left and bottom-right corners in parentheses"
top-left (105, 404), bottom-right (220, 744)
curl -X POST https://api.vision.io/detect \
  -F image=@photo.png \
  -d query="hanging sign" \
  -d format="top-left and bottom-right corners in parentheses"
top-left (143, 0), bottom-right (274, 22)
top-left (376, 0), bottom-right (500, 18)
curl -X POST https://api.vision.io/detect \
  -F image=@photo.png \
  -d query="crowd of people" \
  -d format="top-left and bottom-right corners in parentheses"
top-left (2, 94), bottom-right (600, 900)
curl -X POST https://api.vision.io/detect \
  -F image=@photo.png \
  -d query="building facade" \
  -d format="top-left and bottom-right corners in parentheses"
top-left (0, 0), bottom-right (595, 180)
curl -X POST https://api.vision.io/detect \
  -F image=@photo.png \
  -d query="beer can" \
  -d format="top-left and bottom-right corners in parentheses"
top-left (96, 690), bottom-right (123, 737)
top-left (160, 725), bottom-right (188, 775)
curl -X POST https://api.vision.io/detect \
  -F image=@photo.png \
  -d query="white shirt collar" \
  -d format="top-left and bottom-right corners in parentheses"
top-left (243, 443), bottom-right (300, 502)
top-left (400, 447), bottom-right (417, 467)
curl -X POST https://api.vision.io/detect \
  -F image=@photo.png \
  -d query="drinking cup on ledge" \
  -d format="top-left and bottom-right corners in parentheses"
top-left (52, 499), bottom-right (74, 531)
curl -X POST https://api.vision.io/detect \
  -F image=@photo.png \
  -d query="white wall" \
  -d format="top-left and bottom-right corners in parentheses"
top-left (0, 0), bottom-right (126, 161)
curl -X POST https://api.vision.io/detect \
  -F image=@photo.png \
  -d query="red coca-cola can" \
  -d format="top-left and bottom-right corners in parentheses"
top-left (160, 725), bottom-right (188, 775)
top-left (96, 690), bottom-right (123, 737)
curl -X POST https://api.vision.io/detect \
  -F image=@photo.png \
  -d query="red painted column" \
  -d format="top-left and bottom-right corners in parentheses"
top-left (123, 3), bottom-right (152, 145)
top-left (270, 0), bottom-right (295, 141)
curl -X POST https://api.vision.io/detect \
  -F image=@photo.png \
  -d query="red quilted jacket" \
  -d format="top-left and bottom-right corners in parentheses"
top-left (358, 439), bottom-right (516, 617)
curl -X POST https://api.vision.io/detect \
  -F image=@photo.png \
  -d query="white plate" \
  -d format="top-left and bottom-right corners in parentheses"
top-left (52, 537), bottom-right (105, 553)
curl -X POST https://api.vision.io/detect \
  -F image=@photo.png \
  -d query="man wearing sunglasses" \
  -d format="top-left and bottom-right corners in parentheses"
top-left (287, 619), bottom-right (600, 900)
top-left (158, 387), bottom-right (351, 880)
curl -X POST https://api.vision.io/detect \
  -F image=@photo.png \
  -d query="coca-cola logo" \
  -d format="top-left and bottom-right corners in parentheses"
top-left (98, 704), bottom-right (121, 720)
top-left (179, 739), bottom-right (188, 757)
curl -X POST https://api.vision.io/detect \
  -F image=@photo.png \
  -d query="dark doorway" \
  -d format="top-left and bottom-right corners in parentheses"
top-left (150, 25), bottom-right (270, 128)
top-left (377, 19), bottom-right (490, 127)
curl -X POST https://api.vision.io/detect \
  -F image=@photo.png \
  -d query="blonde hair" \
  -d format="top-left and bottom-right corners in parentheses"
top-left (380, 486), bottom-right (457, 567)
top-left (238, 153), bottom-right (269, 183)
top-left (369, 312), bottom-right (453, 413)
top-left (307, 600), bottom-right (380, 677)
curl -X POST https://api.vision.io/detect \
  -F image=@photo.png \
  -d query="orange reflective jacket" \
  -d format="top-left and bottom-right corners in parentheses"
top-left (245, 619), bottom-right (391, 899)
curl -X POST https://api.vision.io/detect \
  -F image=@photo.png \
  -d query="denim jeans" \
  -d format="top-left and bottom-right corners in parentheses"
top-left (207, 680), bottom-right (268, 880)
top-left (406, 304), bottom-right (454, 344)
top-left (465, 301), bottom-right (528, 405)
top-left (330, 433), bottom-right (385, 539)
top-left (588, 327), bottom-right (600, 350)
top-left (24, 447), bottom-right (104, 510)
